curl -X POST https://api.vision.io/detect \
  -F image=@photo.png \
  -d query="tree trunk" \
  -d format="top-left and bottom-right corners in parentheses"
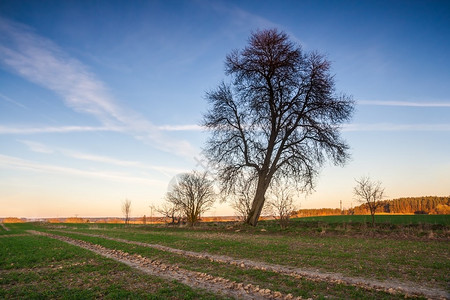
top-left (246, 176), bottom-right (269, 226)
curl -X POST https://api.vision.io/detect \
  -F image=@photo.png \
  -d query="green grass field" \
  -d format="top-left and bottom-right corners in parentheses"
top-left (41, 223), bottom-right (448, 288)
top-left (292, 214), bottom-right (450, 225)
top-left (1, 218), bottom-right (448, 299)
top-left (48, 230), bottom-right (406, 299)
top-left (0, 225), bottom-right (226, 299)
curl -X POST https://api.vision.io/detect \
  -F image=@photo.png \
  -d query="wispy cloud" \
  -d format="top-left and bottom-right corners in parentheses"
top-left (7, 122), bottom-right (443, 134)
top-left (228, 6), bottom-right (279, 30)
top-left (0, 17), bottom-right (196, 158)
top-left (0, 93), bottom-right (27, 109)
top-left (61, 150), bottom-right (186, 176)
top-left (17, 140), bottom-right (187, 176)
top-left (208, 2), bottom-right (304, 48)
top-left (157, 124), bottom-right (203, 131)
top-left (0, 125), bottom-right (122, 134)
top-left (0, 154), bottom-right (165, 186)
top-left (17, 140), bottom-right (54, 153)
top-left (358, 100), bottom-right (450, 107)
top-left (343, 123), bottom-right (450, 132)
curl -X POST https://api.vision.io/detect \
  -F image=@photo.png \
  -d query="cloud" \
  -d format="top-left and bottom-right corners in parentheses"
top-left (16, 140), bottom-right (186, 176)
top-left (343, 123), bottom-right (450, 132)
top-left (8, 122), bottom-right (445, 134)
top-left (157, 124), bottom-right (203, 131)
top-left (17, 140), bottom-right (54, 153)
top-left (61, 150), bottom-right (187, 176)
top-left (0, 93), bottom-right (27, 109)
top-left (358, 100), bottom-right (450, 107)
top-left (227, 6), bottom-right (279, 30)
top-left (0, 125), bottom-right (122, 134)
top-left (0, 17), bottom-right (196, 158)
top-left (0, 154), bottom-right (165, 186)
top-left (207, 2), bottom-right (304, 47)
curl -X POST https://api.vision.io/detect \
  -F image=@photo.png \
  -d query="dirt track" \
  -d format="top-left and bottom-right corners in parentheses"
top-left (0, 233), bottom-right (30, 238)
top-left (50, 229), bottom-right (449, 299)
top-left (0, 223), bottom-right (10, 231)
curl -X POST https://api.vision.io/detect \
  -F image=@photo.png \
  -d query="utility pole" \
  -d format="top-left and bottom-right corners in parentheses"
top-left (340, 200), bottom-right (342, 212)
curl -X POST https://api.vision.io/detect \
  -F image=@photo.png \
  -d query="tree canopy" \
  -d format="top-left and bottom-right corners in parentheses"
top-left (203, 29), bottom-right (354, 226)
top-left (166, 171), bottom-right (215, 226)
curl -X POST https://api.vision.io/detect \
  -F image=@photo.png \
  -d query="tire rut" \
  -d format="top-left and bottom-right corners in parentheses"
top-left (0, 233), bottom-right (30, 238)
top-left (28, 230), bottom-right (297, 300)
top-left (0, 223), bottom-right (11, 231)
top-left (52, 229), bottom-right (449, 299)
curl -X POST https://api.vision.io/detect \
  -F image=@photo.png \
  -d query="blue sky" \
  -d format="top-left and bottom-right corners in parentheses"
top-left (1, 0), bottom-right (449, 218)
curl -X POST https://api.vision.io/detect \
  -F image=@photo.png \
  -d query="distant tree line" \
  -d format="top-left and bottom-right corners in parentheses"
top-left (353, 196), bottom-right (449, 215)
top-left (294, 208), bottom-right (342, 217)
top-left (1, 217), bottom-right (25, 223)
top-left (294, 196), bottom-right (450, 217)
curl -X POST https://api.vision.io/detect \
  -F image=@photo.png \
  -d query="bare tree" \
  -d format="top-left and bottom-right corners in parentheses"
top-left (267, 183), bottom-right (297, 228)
top-left (155, 202), bottom-right (182, 225)
top-left (203, 29), bottom-right (354, 226)
top-left (122, 199), bottom-right (132, 225)
top-left (353, 176), bottom-right (385, 226)
top-left (230, 175), bottom-right (256, 221)
top-left (166, 171), bottom-right (215, 226)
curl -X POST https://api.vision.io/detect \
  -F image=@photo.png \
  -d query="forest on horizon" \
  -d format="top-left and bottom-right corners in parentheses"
top-left (295, 196), bottom-right (450, 217)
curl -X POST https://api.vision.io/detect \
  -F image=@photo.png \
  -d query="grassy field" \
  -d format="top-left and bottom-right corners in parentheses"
top-left (0, 225), bottom-right (226, 299)
top-left (1, 217), bottom-right (448, 299)
top-left (39, 223), bottom-right (448, 287)
top-left (292, 214), bottom-right (450, 225)
top-left (48, 230), bottom-right (406, 299)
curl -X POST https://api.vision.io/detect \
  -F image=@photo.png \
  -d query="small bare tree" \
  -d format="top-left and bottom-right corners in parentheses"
top-left (122, 199), bottom-right (132, 225)
top-left (353, 176), bottom-right (385, 226)
top-left (155, 202), bottom-right (182, 225)
top-left (231, 176), bottom-right (257, 221)
top-left (267, 183), bottom-right (297, 228)
top-left (166, 171), bottom-right (215, 226)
